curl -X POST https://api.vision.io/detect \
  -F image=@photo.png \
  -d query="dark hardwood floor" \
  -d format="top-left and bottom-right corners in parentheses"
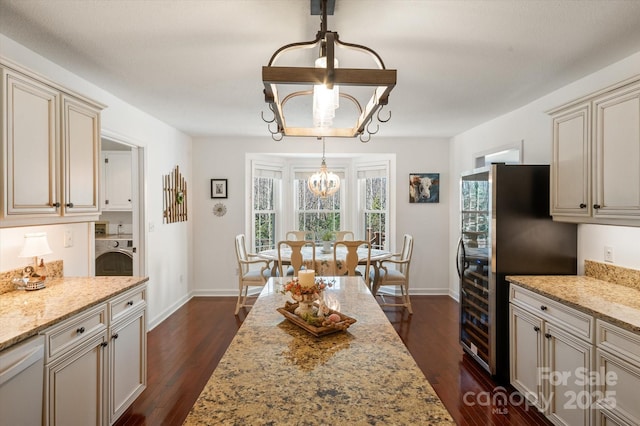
top-left (115, 295), bottom-right (551, 425)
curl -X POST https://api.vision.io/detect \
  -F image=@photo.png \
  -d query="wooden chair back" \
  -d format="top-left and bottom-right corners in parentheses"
top-left (285, 230), bottom-right (315, 241)
top-left (334, 231), bottom-right (355, 241)
top-left (333, 240), bottom-right (371, 286)
top-left (277, 240), bottom-right (316, 277)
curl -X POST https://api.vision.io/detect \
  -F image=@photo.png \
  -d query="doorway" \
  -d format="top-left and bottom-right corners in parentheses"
top-left (97, 132), bottom-right (146, 277)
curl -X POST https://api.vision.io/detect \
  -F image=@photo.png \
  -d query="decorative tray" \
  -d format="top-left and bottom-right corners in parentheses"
top-left (277, 301), bottom-right (356, 337)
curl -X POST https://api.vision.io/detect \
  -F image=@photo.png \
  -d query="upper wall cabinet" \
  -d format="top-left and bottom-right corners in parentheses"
top-left (549, 77), bottom-right (640, 226)
top-left (1, 62), bottom-right (105, 227)
top-left (101, 151), bottom-right (132, 211)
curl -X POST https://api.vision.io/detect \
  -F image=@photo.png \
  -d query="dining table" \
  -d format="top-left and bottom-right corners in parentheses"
top-left (257, 245), bottom-right (393, 289)
top-left (183, 276), bottom-right (454, 425)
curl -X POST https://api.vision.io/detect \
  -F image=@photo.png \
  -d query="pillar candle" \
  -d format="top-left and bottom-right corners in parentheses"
top-left (298, 270), bottom-right (315, 288)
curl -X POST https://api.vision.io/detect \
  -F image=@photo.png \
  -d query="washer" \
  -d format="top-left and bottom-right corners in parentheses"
top-left (95, 236), bottom-right (134, 276)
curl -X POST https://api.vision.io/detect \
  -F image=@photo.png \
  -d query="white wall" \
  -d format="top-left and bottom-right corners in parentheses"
top-left (191, 136), bottom-right (451, 296)
top-left (448, 50), bottom-right (640, 297)
top-left (0, 34), bottom-right (193, 329)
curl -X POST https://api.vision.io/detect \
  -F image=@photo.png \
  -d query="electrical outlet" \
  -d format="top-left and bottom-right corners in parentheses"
top-left (604, 246), bottom-right (614, 263)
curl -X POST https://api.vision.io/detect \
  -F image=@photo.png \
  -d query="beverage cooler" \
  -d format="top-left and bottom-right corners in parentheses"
top-left (456, 163), bottom-right (578, 384)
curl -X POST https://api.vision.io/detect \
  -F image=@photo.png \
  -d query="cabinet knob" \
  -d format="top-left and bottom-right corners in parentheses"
top-left (52, 202), bottom-right (61, 208)
top-left (100, 342), bottom-right (108, 348)
top-left (593, 204), bottom-right (601, 209)
top-left (66, 202), bottom-right (74, 208)
top-left (112, 333), bottom-right (119, 339)
top-left (579, 203), bottom-right (586, 209)
top-left (533, 326), bottom-right (540, 332)
top-left (545, 333), bottom-right (552, 339)
top-left (76, 326), bottom-right (85, 334)
top-left (127, 301), bottom-right (134, 306)
top-left (540, 305), bottom-right (547, 311)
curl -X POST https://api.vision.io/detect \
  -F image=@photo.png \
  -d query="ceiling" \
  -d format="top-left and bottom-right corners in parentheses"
top-left (2, 0), bottom-right (640, 140)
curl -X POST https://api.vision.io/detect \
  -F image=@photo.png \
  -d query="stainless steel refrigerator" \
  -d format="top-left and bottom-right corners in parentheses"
top-left (456, 164), bottom-right (577, 384)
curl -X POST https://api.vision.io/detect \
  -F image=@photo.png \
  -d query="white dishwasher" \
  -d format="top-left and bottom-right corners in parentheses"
top-left (0, 335), bottom-right (44, 426)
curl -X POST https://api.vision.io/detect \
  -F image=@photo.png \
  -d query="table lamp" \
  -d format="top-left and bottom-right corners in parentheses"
top-left (18, 232), bottom-right (52, 290)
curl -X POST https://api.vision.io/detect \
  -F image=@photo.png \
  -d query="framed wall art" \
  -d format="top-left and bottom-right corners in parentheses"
top-left (409, 173), bottom-right (439, 203)
top-left (211, 179), bottom-right (228, 199)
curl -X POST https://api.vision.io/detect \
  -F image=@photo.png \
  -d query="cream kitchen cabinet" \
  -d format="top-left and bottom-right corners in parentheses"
top-left (42, 283), bottom-right (147, 426)
top-left (594, 320), bottom-right (640, 426)
top-left (1, 61), bottom-right (104, 227)
top-left (101, 151), bottom-right (132, 211)
top-left (510, 284), bottom-right (594, 426)
top-left (549, 77), bottom-right (640, 226)
top-left (107, 285), bottom-right (147, 424)
top-left (550, 101), bottom-right (591, 218)
top-left (44, 303), bottom-right (109, 426)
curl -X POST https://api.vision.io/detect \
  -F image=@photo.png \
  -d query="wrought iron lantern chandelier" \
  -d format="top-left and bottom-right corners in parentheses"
top-left (262, 0), bottom-right (396, 142)
top-left (308, 138), bottom-right (340, 198)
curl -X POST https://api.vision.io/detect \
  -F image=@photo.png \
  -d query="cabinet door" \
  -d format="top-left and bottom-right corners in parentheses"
top-left (61, 94), bottom-right (100, 215)
top-left (544, 323), bottom-right (593, 426)
top-left (3, 69), bottom-right (60, 216)
top-left (102, 151), bottom-right (132, 211)
top-left (510, 305), bottom-right (544, 409)
top-left (595, 349), bottom-right (640, 426)
top-left (592, 82), bottom-right (640, 219)
top-left (109, 309), bottom-right (146, 424)
top-left (551, 102), bottom-right (591, 217)
top-left (45, 333), bottom-right (107, 426)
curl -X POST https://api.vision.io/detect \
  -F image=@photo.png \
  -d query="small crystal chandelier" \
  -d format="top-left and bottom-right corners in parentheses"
top-left (308, 138), bottom-right (340, 198)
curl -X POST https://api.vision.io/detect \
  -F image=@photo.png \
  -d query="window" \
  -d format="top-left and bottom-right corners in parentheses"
top-left (293, 170), bottom-right (343, 237)
top-left (474, 141), bottom-right (523, 168)
top-left (252, 165), bottom-right (282, 252)
top-left (248, 155), bottom-right (394, 252)
top-left (357, 163), bottom-right (389, 250)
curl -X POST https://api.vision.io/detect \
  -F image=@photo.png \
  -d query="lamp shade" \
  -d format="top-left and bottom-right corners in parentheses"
top-left (19, 232), bottom-right (53, 258)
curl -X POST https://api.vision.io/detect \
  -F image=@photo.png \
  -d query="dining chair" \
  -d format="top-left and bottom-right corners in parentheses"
top-left (374, 234), bottom-right (414, 314)
top-left (277, 240), bottom-right (316, 277)
top-left (285, 230), bottom-right (315, 241)
top-left (234, 234), bottom-right (272, 315)
top-left (333, 240), bottom-right (371, 288)
top-left (334, 231), bottom-right (355, 241)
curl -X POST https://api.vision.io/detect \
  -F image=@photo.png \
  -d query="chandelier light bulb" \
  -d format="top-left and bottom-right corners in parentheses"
top-left (313, 56), bottom-right (339, 128)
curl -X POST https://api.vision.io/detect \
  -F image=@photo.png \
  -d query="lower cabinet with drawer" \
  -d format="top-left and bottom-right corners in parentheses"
top-left (42, 283), bottom-right (147, 425)
top-left (594, 320), bottom-right (640, 426)
top-left (107, 285), bottom-right (147, 424)
top-left (510, 284), bottom-right (594, 426)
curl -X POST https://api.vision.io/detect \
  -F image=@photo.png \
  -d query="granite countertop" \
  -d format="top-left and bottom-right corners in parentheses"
top-left (506, 274), bottom-right (640, 333)
top-left (184, 276), bottom-right (454, 425)
top-left (0, 275), bottom-right (149, 351)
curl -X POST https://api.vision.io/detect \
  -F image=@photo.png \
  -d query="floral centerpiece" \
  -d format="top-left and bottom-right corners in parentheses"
top-left (278, 275), bottom-right (356, 335)
top-left (281, 276), bottom-right (332, 300)
top-left (281, 275), bottom-right (334, 322)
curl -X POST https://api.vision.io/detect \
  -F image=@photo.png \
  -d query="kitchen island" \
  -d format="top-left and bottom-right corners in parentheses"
top-left (184, 276), bottom-right (454, 425)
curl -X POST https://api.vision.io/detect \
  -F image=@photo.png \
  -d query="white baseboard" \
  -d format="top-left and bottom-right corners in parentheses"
top-left (147, 293), bottom-right (190, 331)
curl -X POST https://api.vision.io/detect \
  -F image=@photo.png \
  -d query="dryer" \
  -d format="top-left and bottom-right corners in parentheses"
top-left (95, 236), bottom-right (134, 276)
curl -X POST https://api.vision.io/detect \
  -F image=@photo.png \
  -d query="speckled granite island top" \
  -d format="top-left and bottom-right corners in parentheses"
top-left (0, 276), bottom-right (149, 351)
top-left (184, 276), bottom-right (454, 425)
top-left (506, 275), bottom-right (640, 333)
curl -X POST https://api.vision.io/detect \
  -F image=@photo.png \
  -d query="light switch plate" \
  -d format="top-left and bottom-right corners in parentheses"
top-left (64, 230), bottom-right (73, 248)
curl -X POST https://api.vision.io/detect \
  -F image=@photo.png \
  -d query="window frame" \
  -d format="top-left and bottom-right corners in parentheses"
top-left (247, 154), bottom-right (395, 253)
